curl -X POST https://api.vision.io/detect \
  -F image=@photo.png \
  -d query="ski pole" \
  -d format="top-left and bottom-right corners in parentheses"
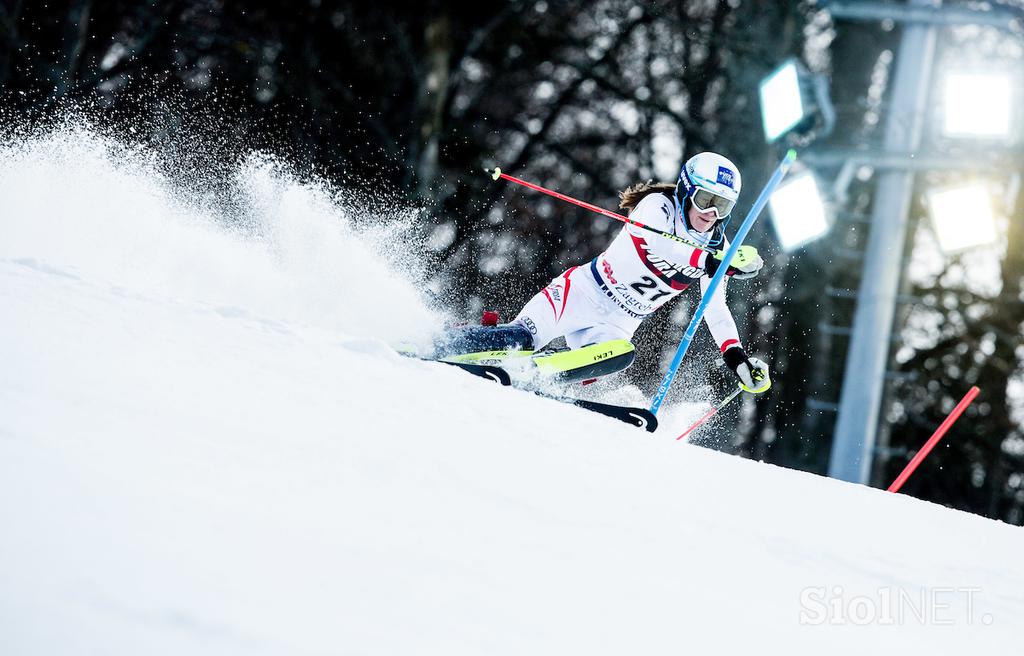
top-left (649, 149), bottom-right (797, 416)
top-left (486, 167), bottom-right (711, 252)
top-left (676, 386), bottom-right (743, 441)
top-left (887, 386), bottom-right (979, 493)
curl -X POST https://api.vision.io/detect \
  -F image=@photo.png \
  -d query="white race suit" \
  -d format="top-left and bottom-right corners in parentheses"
top-left (513, 191), bottom-right (744, 353)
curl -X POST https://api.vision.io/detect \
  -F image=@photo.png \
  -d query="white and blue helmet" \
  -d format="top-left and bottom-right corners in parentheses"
top-left (676, 151), bottom-right (742, 221)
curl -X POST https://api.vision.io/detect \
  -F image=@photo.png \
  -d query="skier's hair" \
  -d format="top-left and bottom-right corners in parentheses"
top-left (618, 181), bottom-right (677, 213)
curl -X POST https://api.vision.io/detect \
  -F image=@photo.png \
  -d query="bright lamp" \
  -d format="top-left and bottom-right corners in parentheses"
top-left (768, 172), bottom-right (829, 251)
top-left (759, 61), bottom-right (806, 143)
top-left (925, 184), bottom-right (999, 254)
top-left (942, 73), bottom-right (1013, 138)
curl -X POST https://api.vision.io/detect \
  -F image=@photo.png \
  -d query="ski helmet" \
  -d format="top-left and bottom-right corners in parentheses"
top-left (676, 152), bottom-right (742, 221)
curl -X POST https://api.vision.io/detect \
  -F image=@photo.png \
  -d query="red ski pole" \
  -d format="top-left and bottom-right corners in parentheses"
top-left (887, 386), bottom-right (980, 493)
top-left (487, 167), bottom-right (712, 253)
top-left (676, 386), bottom-right (743, 441)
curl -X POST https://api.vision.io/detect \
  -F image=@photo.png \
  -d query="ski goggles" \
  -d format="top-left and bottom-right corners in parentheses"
top-left (689, 188), bottom-right (735, 219)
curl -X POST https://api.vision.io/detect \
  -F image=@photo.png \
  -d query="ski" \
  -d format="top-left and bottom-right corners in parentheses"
top-left (442, 339), bottom-right (636, 383)
top-left (438, 360), bottom-right (512, 385)
top-left (413, 353), bottom-right (656, 431)
top-left (560, 397), bottom-right (659, 433)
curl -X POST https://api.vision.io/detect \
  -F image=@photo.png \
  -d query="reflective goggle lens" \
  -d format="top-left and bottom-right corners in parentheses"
top-left (691, 189), bottom-right (735, 218)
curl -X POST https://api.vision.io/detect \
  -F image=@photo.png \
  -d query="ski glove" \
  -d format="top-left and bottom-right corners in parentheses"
top-left (722, 345), bottom-right (772, 394)
top-left (713, 245), bottom-right (764, 280)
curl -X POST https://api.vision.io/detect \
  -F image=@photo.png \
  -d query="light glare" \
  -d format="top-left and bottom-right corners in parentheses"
top-left (760, 61), bottom-right (805, 142)
top-left (925, 184), bottom-right (998, 254)
top-left (768, 172), bottom-right (829, 252)
top-left (942, 73), bottom-right (1013, 138)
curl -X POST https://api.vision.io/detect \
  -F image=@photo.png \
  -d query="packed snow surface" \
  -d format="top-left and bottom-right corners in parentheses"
top-left (2, 127), bottom-right (1022, 654)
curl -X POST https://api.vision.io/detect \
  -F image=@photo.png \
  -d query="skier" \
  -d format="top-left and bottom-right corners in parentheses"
top-left (434, 152), bottom-right (771, 394)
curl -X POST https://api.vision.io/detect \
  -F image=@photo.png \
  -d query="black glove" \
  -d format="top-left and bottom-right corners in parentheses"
top-left (722, 345), bottom-right (772, 393)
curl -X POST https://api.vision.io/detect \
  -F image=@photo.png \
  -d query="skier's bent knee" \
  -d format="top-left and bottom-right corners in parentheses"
top-left (433, 323), bottom-right (534, 357)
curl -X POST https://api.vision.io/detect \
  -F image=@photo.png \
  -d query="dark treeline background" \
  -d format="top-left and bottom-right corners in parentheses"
top-left (2, 0), bottom-right (1022, 523)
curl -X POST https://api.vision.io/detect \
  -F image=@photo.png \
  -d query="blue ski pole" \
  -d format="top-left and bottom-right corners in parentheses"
top-left (649, 149), bottom-right (797, 416)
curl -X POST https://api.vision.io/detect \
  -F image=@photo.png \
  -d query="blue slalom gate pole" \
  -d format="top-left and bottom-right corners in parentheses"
top-left (648, 149), bottom-right (797, 416)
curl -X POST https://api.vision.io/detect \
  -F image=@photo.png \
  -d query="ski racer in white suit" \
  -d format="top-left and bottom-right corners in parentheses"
top-left (437, 152), bottom-right (771, 393)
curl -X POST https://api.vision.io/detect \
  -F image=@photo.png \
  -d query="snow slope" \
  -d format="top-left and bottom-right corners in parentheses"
top-left (2, 127), bottom-right (1022, 655)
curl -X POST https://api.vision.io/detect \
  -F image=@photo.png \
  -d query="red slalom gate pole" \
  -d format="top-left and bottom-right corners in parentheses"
top-left (887, 386), bottom-right (980, 493)
top-left (486, 167), bottom-right (712, 253)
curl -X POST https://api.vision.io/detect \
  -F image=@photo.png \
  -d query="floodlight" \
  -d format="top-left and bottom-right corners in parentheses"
top-left (760, 61), bottom-right (805, 142)
top-left (924, 184), bottom-right (998, 254)
top-left (942, 73), bottom-right (1013, 138)
top-left (768, 171), bottom-right (829, 252)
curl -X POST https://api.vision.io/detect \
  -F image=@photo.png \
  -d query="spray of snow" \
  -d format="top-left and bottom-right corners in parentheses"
top-left (0, 122), bottom-right (442, 347)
